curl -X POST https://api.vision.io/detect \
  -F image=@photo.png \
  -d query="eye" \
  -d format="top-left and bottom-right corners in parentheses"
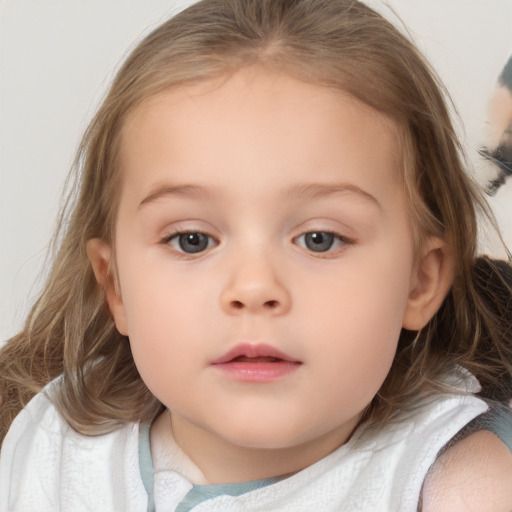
top-left (165, 231), bottom-right (217, 254)
top-left (294, 231), bottom-right (350, 253)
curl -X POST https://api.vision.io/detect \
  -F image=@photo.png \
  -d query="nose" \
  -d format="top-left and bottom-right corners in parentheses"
top-left (219, 252), bottom-right (291, 316)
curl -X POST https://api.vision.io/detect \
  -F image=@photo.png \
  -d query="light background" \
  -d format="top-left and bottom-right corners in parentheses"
top-left (1, 0), bottom-right (511, 341)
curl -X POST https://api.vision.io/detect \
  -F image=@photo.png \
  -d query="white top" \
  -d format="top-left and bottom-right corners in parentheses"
top-left (0, 374), bottom-right (488, 512)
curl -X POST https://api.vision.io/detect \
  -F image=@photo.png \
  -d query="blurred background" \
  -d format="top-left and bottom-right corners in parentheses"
top-left (1, 0), bottom-right (511, 341)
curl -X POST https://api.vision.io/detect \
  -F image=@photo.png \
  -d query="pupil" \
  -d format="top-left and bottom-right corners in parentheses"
top-left (186, 234), bottom-right (201, 245)
top-left (179, 233), bottom-right (208, 253)
top-left (305, 232), bottom-right (334, 252)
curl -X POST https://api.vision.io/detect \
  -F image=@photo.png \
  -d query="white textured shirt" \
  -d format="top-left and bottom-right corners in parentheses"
top-left (0, 374), bottom-right (488, 512)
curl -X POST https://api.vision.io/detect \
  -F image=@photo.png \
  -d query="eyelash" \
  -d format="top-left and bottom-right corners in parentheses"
top-left (160, 229), bottom-right (354, 256)
top-left (161, 229), bottom-right (218, 256)
top-left (293, 230), bottom-right (353, 256)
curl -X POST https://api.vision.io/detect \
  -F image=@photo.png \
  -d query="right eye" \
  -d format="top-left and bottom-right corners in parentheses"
top-left (164, 231), bottom-right (217, 254)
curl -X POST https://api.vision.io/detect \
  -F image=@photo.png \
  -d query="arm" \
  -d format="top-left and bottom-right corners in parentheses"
top-left (421, 430), bottom-right (512, 512)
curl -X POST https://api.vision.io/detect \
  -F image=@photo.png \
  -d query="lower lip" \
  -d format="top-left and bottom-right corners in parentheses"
top-left (212, 361), bottom-right (301, 382)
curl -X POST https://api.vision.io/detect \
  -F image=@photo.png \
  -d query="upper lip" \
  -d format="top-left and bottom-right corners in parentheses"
top-left (211, 343), bottom-right (301, 364)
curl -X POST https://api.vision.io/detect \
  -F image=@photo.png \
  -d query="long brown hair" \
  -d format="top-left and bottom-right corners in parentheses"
top-left (1, 0), bottom-right (511, 441)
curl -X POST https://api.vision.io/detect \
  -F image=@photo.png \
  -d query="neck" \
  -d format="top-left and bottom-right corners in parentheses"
top-left (152, 410), bottom-right (360, 484)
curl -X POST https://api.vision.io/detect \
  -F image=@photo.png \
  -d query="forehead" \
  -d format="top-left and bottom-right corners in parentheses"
top-left (117, 69), bottom-right (402, 203)
top-left (122, 69), bottom-right (399, 139)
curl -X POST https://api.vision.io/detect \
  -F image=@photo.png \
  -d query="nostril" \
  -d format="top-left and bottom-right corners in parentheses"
top-left (230, 300), bottom-right (278, 309)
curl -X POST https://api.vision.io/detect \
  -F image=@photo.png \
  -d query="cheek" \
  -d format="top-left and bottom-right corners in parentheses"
top-left (115, 256), bottom-right (212, 386)
top-left (301, 257), bottom-right (412, 400)
top-left (118, 241), bottom-right (209, 329)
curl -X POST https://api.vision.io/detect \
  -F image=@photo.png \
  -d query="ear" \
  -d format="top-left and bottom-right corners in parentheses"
top-left (86, 238), bottom-right (128, 336)
top-left (402, 237), bottom-right (454, 331)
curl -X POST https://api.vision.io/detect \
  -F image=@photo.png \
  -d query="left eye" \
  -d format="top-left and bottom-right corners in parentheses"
top-left (294, 231), bottom-right (348, 253)
top-left (166, 232), bottom-right (216, 254)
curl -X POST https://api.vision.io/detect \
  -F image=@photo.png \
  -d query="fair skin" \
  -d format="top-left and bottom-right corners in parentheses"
top-left (421, 431), bottom-right (512, 512)
top-left (87, 69), bottom-right (512, 506)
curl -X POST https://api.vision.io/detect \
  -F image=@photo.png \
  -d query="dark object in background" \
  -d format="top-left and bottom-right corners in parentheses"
top-left (480, 55), bottom-right (512, 195)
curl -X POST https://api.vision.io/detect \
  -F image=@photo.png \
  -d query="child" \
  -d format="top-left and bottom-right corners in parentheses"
top-left (1, 0), bottom-right (512, 510)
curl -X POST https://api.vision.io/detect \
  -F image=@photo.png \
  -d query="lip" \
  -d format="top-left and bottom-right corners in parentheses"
top-left (211, 343), bottom-right (302, 383)
top-left (211, 343), bottom-right (300, 364)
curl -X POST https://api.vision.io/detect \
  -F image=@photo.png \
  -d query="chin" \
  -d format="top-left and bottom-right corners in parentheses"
top-left (213, 417), bottom-right (320, 451)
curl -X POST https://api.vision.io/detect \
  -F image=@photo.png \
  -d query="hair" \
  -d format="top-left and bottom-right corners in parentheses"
top-left (1, 0), bottom-right (511, 441)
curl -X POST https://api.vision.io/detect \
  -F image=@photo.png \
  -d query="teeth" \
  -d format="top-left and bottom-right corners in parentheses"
top-left (233, 356), bottom-right (281, 363)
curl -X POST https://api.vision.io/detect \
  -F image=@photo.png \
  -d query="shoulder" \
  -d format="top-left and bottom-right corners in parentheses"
top-left (2, 380), bottom-right (66, 446)
top-left (421, 430), bottom-right (512, 512)
top-left (1, 381), bottom-right (73, 475)
top-left (0, 381), bottom-right (146, 511)
top-left (1, 378), bottom-right (140, 455)
top-left (0, 385), bottom-right (68, 509)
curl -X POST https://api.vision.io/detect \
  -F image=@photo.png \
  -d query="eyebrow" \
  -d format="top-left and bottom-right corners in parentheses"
top-left (138, 181), bottom-right (381, 209)
top-left (284, 182), bottom-right (382, 210)
top-left (138, 184), bottom-right (210, 208)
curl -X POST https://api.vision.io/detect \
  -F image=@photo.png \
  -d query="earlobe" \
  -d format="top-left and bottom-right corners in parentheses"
top-left (402, 237), bottom-right (454, 331)
top-left (86, 238), bottom-right (129, 336)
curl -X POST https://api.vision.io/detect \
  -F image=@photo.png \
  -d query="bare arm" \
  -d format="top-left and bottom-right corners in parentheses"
top-left (421, 430), bottom-right (512, 512)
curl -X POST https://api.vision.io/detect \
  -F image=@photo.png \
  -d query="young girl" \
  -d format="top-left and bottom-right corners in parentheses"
top-left (1, 0), bottom-right (512, 510)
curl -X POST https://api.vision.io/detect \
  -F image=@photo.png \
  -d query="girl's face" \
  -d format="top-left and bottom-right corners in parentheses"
top-left (92, 68), bottom-right (449, 479)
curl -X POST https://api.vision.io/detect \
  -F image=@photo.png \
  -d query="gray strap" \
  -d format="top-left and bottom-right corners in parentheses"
top-left (441, 401), bottom-right (512, 456)
top-left (138, 423), bottom-right (156, 512)
top-left (175, 477), bottom-right (279, 512)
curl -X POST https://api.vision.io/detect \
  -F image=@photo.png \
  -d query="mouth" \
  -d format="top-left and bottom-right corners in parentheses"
top-left (211, 343), bottom-right (302, 382)
top-left (211, 343), bottom-right (301, 364)
top-left (230, 355), bottom-right (284, 363)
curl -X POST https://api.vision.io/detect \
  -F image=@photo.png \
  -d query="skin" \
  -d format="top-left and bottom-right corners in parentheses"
top-left (421, 431), bottom-right (512, 512)
top-left (87, 69), bottom-right (453, 485)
